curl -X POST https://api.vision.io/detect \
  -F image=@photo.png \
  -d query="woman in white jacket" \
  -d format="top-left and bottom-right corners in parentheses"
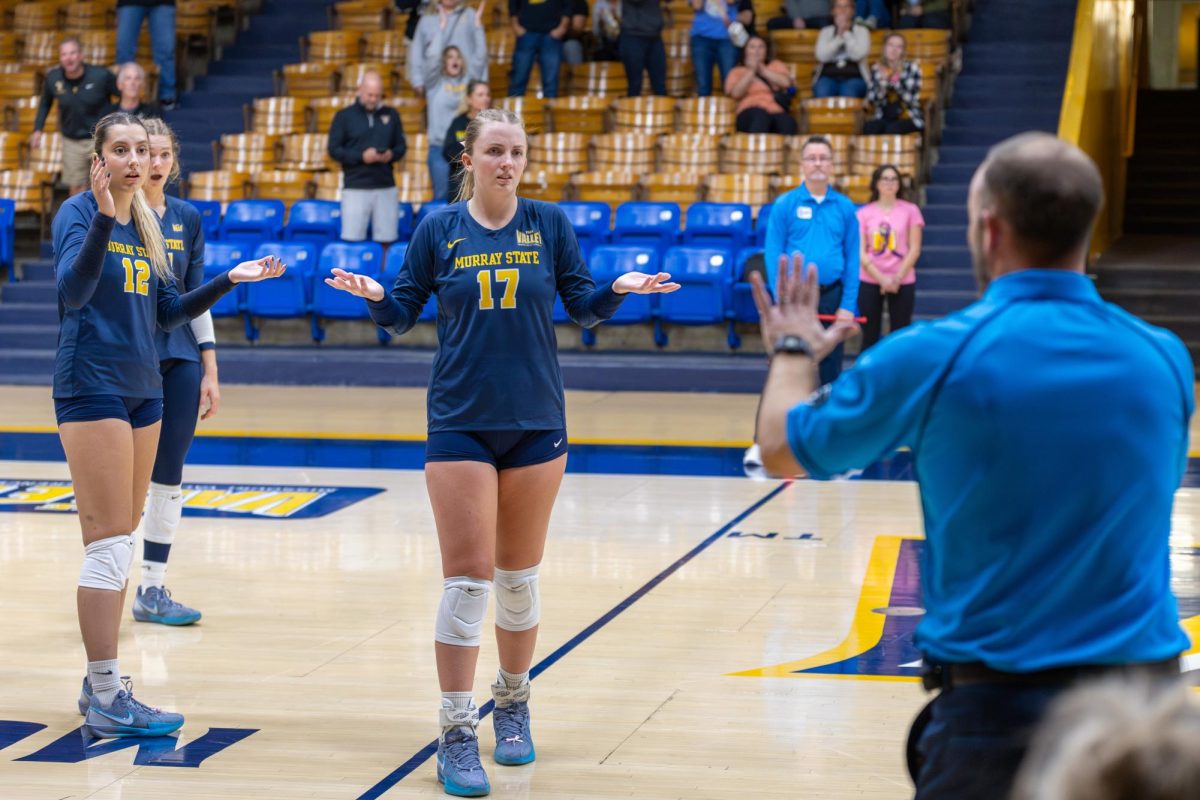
top-left (812, 0), bottom-right (869, 98)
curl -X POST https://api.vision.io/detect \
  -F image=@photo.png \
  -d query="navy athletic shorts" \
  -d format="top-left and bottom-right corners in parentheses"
top-left (425, 429), bottom-right (568, 469)
top-left (54, 395), bottom-right (164, 428)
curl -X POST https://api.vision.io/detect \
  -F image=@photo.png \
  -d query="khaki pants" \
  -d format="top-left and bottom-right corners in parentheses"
top-left (61, 137), bottom-right (94, 188)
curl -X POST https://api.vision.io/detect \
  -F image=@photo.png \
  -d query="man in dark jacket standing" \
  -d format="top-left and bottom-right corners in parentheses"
top-left (327, 71), bottom-right (408, 244)
top-left (116, 0), bottom-right (178, 108)
top-left (31, 37), bottom-right (118, 196)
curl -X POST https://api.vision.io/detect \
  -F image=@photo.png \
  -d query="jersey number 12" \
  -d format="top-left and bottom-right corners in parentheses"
top-left (122, 257), bottom-right (150, 296)
top-left (476, 268), bottom-right (520, 310)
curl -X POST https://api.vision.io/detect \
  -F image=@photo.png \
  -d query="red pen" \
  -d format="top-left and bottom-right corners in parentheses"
top-left (817, 314), bottom-right (867, 323)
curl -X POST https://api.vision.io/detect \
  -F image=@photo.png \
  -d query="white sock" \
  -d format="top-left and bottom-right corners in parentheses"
top-left (140, 482), bottom-right (182, 591)
top-left (88, 659), bottom-right (121, 706)
top-left (498, 668), bottom-right (529, 689)
top-left (440, 691), bottom-right (477, 734)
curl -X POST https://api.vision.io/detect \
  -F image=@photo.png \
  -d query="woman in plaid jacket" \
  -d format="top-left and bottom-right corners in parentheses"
top-left (864, 33), bottom-right (923, 135)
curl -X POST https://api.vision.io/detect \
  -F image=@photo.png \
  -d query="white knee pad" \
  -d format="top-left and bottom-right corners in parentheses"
top-left (493, 565), bottom-right (541, 632)
top-left (79, 534), bottom-right (135, 591)
top-left (142, 482), bottom-right (183, 543)
top-left (435, 576), bottom-right (491, 647)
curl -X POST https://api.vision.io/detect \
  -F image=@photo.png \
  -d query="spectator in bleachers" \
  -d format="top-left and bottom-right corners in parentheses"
top-left (856, 164), bottom-right (922, 349)
top-left (766, 0), bottom-right (831, 31)
top-left (31, 37), bottom-right (119, 196)
top-left (408, 0), bottom-right (488, 98)
top-left (854, 0), bottom-right (890, 29)
top-left (104, 63), bottom-right (162, 119)
top-left (725, 36), bottom-right (798, 134)
top-left (442, 80), bottom-right (492, 201)
top-left (896, 0), bottom-right (952, 29)
top-left (590, 0), bottom-right (622, 62)
top-left (863, 33), bottom-right (923, 134)
top-left (813, 0), bottom-right (870, 98)
top-left (1011, 677), bottom-right (1200, 800)
top-left (690, 0), bottom-right (755, 97)
top-left (509, 0), bottom-right (571, 97)
top-left (562, 0), bottom-right (591, 64)
top-left (619, 0), bottom-right (668, 96)
top-left (327, 71), bottom-right (407, 245)
top-left (115, 0), bottom-right (177, 109)
top-left (426, 46), bottom-right (470, 201)
top-left (764, 135), bottom-right (859, 385)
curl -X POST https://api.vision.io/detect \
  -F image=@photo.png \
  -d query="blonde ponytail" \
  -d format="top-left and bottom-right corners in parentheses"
top-left (130, 189), bottom-right (171, 281)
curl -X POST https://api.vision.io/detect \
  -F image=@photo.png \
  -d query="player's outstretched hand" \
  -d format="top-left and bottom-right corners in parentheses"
top-left (751, 253), bottom-right (858, 362)
top-left (324, 267), bottom-right (385, 302)
top-left (91, 156), bottom-right (114, 218)
top-left (229, 255), bottom-right (287, 283)
top-left (612, 271), bottom-right (681, 295)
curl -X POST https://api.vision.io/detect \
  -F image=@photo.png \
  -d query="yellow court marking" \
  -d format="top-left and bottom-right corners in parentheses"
top-left (729, 535), bottom-right (923, 679)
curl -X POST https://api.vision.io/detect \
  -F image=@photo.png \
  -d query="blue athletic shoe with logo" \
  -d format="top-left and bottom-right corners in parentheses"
top-left (78, 676), bottom-right (93, 715)
top-left (436, 702), bottom-right (490, 797)
top-left (491, 680), bottom-right (535, 766)
top-left (83, 679), bottom-right (184, 738)
top-left (132, 586), bottom-right (202, 626)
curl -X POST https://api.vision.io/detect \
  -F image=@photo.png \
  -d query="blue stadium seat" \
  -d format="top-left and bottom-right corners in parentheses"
top-left (657, 247), bottom-right (734, 344)
top-left (731, 247), bottom-right (764, 323)
top-left (219, 199), bottom-right (285, 243)
top-left (380, 242), bottom-right (410, 288)
top-left (187, 199), bottom-right (222, 241)
top-left (396, 202), bottom-right (415, 242)
top-left (0, 198), bottom-right (13, 282)
top-left (683, 203), bottom-right (753, 253)
top-left (415, 200), bottom-right (448, 228)
top-left (755, 201), bottom-right (775, 248)
top-left (612, 202), bottom-right (680, 255)
top-left (241, 241), bottom-right (317, 340)
top-left (284, 200), bottom-right (341, 246)
top-left (559, 201), bottom-right (611, 257)
top-left (582, 245), bottom-right (660, 347)
top-left (310, 242), bottom-right (384, 341)
top-left (202, 241), bottom-right (250, 318)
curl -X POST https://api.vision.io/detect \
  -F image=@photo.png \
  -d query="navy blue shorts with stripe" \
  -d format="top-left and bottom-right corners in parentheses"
top-left (54, 395), bottom-right (164, 428)
top-left (425, 429), bottom-right (568, 469)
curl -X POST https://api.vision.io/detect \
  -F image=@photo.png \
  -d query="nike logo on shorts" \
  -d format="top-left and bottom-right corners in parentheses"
top-left (446, 237), bottom-right (466, 251)
top-left (553, 439), bottom-right (563, 447)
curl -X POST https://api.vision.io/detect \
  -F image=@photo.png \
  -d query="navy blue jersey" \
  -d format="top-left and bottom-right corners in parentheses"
top-left (52, 192), bottom-right (230, 399)
top-left (368, 198), bottom-right (624, 432)
top-left (154, 196), bottom-right (206, 363)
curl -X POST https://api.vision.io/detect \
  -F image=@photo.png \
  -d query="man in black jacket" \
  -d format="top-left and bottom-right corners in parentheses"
top-left (31, 37), bottom-right (119, 195)
top-left (327, 71), bottom-right (408, 244)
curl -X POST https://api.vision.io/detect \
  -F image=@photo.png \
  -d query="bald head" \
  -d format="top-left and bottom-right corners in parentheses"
top-left (970, 133), bottom-right (1104, 268)
top-left (357, 71), bottom-right (383, 111)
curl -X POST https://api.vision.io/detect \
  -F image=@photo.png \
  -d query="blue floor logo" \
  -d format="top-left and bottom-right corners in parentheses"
top-left (0, 479), bottom-right (384, 519)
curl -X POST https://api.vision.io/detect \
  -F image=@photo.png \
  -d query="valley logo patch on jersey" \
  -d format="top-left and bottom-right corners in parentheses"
top-left (515, 229), bottom-right (542, 247)
top-left (0, 479), bottom-right (384, 519)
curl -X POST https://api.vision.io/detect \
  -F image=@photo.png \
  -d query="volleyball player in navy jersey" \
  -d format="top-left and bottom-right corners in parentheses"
top-left (53, 111), bottom-right (286, 739)
top-left (325, 107), bottom-right (679, 796)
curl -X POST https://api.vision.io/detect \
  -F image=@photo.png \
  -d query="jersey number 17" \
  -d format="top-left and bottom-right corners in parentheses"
top-left (476, 268), bottom-right (520, 310)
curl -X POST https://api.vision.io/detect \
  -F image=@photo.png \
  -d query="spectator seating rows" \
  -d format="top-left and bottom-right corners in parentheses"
top-left (196, 197), bottom-right (777, 348)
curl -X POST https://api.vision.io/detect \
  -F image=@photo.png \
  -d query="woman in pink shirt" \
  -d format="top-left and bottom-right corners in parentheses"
top-left (856, 163), bottom-right (924, 349)
top-left (724, 35), bottom-right (798, 135)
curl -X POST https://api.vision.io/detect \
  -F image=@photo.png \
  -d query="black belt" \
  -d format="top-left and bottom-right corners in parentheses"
top-left (921, 657), bottom-right (1180, 691)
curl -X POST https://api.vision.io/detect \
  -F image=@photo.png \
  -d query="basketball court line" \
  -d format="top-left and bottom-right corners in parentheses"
top-left (356, 480), bottom-right (793, 799)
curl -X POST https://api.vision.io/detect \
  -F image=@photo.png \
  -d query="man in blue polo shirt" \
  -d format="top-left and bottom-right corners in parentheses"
top-left (751, 132), bottom-right (1194, 800)
top-left (764, 135), bottom-right (860, 386)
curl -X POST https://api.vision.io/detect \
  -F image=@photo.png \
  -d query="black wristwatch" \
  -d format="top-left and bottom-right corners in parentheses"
top-left (772, 334), bottom-right (814, 357)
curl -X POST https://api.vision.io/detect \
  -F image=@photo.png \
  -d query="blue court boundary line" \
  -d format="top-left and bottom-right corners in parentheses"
top-left (355, 481), bottom-right (792, 800)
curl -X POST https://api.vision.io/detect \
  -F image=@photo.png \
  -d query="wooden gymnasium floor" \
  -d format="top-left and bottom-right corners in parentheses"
top-left (0, 384), bottom-right (1196, 800)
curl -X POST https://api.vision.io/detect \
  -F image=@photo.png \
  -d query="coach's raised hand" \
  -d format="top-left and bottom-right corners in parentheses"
top-left (229, 254), bottom-right (287, 283)
top-left (324, 267), bottom-right (386, 302)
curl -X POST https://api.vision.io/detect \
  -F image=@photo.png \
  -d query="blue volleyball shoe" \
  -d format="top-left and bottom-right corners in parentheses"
top-left (83, 679), bottom-right (184, 738)
top-left (437, 701), bottom-right (490, 797)
top-left (132, 586), bottom-right (202, 626)
top-left (490, 679), bottom-right (535, 766)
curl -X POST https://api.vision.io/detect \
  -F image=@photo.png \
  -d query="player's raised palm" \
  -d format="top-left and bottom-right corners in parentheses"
top-left (91, 156), bottom-right (115, 218)
top-left (324, 267), bottom-right (386, 302)
top-left (612, 272), bottom-right (681, 295)
top-left (229, 255), bottom-right (287, 283)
